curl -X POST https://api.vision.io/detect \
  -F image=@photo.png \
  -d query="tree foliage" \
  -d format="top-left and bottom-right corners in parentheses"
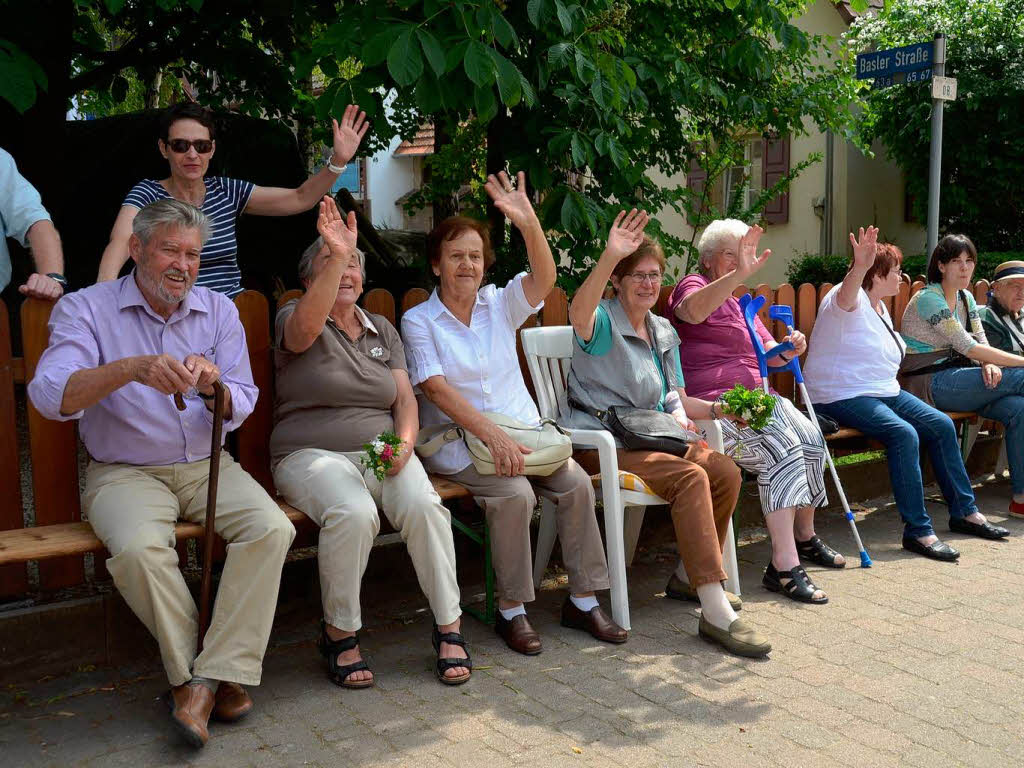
top-left (3, 0), bottom-right (863, 288)
top-left (848, 0), bottom-right (1024, 251)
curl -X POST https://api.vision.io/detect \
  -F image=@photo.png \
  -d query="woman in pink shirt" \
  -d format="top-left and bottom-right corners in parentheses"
top-left (668, 219), bottom-right (841, 606)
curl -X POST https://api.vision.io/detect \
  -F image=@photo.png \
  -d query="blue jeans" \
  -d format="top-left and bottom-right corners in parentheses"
top-left (816, 390), bottom-right (978, 538)
top-left (930, 366), bottom-right (1024, 494)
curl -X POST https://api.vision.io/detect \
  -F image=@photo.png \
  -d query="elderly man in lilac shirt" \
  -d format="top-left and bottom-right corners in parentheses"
top-left (28, 199), bottom-right (294, 749)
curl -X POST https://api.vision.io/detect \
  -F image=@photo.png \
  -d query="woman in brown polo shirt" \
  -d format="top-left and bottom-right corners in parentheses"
top-left (271, 197), bottom-right (469, 688)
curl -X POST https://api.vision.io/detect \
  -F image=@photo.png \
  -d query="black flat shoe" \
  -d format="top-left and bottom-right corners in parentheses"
top-left (762, 563), bottom-right (828, 605)
top-left (902, 537), bottom-right (960, 562)
top-left (949, 517), bottom-right (1009, 540)
top-left (796, 535), bottom-right (846, 568)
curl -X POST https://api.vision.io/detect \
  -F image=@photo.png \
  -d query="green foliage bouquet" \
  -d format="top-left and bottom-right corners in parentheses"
top-left (718, 385), bottom-right (776, 432)
top-left (361, 432), bottom-right (404, 482)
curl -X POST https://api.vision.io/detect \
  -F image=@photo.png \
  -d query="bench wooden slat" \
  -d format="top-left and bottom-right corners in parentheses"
top-left (826, 411), bottom-right (977, 442)
top-left (21, 297), bottom-right (84, 589)
top-left (0, 299), bottom-right (28, 595)
top-left (235, 291), bottom-right (275, 493)
top-left (0, 478), bottom-right (470, 566)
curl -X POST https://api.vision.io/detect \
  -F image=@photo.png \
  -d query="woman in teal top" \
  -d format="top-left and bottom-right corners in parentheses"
top-left (900, 234), bottom-right (1024, 527)
top-left (564, 209), bottom-right (771, 659)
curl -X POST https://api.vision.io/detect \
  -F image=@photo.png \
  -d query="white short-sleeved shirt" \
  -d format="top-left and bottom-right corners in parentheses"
top-left (803, 285), bottom-right (906, 404)
top-left (401, 272), bottom-right (543, 474)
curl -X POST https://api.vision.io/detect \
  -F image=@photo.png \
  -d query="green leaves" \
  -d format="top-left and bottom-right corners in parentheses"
top-left (387, 29), bottom-right (423, 87)
top-left (464, 41), bottom-right (496, 87)
top-left (491, 50), bottom-right (522, 107)
top-left (0, 39), bottom-right (47, 114)
top-left (417, 29), bottom-right (446, 77)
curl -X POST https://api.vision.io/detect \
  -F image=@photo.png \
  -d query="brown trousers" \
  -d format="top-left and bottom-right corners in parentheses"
top-left (576, 443), bottom-right (741, 587)
top-left (444, 459), bottom-right (611, 603)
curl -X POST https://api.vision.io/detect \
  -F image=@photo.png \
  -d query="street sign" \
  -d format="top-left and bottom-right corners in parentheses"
top-left (856, 41), bottom-right (934, 80)
top-left (932, 76), bottom-right (957, 101)
top-left (872, 68), bottom-right (933, 89)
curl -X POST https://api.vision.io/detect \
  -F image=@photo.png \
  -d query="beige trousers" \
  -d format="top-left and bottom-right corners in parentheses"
top-left (444, 459), bottom-right (610, 603)
top-left (84, 454), bottom-right (296, 687)
top-left (273, 449), bottom-right (461, 632)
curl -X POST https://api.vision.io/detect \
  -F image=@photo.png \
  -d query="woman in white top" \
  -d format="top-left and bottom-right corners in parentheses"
top-left (401, 171), bottom-right (624, 656)
top-left (804, 228), bottom-right (971, 561)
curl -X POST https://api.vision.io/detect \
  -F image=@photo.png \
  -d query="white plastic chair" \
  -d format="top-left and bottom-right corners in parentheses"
top-left (521, 325), bottom-right (741, 631)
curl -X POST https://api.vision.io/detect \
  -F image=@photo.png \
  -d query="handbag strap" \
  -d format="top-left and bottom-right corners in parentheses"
top-left (871, 300), bottom-right (906, 366)
top-left (567, 397), bottom-right (608, 422)
top-left (414, 423), bottom-right (464, 458)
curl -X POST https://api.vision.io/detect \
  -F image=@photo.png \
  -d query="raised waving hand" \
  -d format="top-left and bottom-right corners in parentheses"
top-left (605, 209), bottom-right (650, 261)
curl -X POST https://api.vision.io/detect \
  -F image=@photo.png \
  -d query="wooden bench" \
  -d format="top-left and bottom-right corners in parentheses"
top-left (0, 276), bottom-right (996, 599)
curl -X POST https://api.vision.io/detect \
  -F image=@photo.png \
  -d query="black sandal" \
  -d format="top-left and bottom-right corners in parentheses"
top-left (431, 624), bottom-right (473, 686)
top-left (796, 535), bottom-right (846, 569)
top-left (763, 563), bottom-right (828, 604)
top-left (318, 621), bottom-right (374, 689)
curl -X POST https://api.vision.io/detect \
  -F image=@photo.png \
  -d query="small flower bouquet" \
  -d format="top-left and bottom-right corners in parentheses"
top-left (718, 384), bottom-right (776, 432)
top-left (361, 431), bottom-right (404, 481)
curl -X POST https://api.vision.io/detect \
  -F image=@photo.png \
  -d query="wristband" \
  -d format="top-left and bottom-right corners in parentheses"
top-left (46, 273), bottom-right (68, 289)
top-left (327, 157), bottom-right (347, 174)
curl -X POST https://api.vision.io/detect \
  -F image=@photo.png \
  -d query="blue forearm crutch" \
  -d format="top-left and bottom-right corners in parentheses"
top-left (738, 294), bottom-right (872, 568)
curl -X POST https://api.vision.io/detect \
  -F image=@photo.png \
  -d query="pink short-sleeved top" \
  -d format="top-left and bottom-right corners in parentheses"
top-left (666, 274), bottom-right (774, 401)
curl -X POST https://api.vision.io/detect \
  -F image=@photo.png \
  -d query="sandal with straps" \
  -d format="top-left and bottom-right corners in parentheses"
top-left (431, 624), bottom-right (473, 686)
top-left (763, 563), bottom-right (829, 605)
top-left (318, 621), bottom-right (374, 689)
top-left (796, 535), bottom-right (846, 569)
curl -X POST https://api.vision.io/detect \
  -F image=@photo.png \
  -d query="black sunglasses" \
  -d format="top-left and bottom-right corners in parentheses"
top-left (167, 138), bottom-right (214, 154)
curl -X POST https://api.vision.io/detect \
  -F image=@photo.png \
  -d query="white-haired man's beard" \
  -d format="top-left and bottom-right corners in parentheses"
top-left (136, 255), bottom-right (196, 305)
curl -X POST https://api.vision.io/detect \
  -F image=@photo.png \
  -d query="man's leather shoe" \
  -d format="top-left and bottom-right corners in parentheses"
top-left (665, 573), bottom-right (742, 611)
top-left (560, 598), bottom-right (628, 644)
top-left (902, 537), bottom-right (960, 562)
top-left (495, 613), bottom-right (542, 655)
top-left (950, 517), bottom-right (1009, 540)
top-left (166, 682), bottom-right (215, 748)
top-left (213, 682), bottom-right (253, 723)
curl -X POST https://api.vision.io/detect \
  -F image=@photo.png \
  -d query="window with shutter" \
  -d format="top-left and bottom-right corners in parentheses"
top-left (685, 156), bottom-right (708, 225)
top-left (761, 136), bottom-right (790, 224)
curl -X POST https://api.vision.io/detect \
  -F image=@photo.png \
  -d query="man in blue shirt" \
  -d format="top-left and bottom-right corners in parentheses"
top-left (1, 147), bottom-right (66, 298)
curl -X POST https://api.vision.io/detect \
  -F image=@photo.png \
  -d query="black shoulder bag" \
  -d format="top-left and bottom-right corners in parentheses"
top-left (568, 398), bottom-right (701, 455)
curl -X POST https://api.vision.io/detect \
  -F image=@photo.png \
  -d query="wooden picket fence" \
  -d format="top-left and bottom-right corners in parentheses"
top-left (0, 276), bottom-right (989, 598)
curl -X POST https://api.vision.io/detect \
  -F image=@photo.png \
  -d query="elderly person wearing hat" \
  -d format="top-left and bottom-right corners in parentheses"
top-left (980, 261), bottom-right (1024, 356)
top-left (901, 235), bottom-right (1024, 523)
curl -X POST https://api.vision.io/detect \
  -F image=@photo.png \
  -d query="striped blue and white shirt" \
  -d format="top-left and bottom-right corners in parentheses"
top-left (123, 177), bottom-right (255, 298)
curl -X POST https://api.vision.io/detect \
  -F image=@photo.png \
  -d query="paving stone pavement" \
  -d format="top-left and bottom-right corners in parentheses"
top-left (2, 476), bottom-right (1023, 767)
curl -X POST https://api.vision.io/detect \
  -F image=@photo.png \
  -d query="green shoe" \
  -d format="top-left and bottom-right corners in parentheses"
top-left (665, 573), bottom-right (742, 611)
top-left (697, 616), bottom-right (771, 658)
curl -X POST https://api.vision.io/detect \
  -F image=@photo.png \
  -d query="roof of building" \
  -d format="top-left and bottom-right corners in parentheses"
top-left (833, 0), bottom-right (885, 25)
top-left (394, 126), bottom-right (435, 157)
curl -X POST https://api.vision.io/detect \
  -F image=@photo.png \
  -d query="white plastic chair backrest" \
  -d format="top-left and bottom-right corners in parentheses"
top-left (521, 326), bottom-right (574, 421)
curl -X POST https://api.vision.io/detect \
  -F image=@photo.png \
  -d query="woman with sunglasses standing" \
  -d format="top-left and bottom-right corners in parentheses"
top-left (96, 102), bottom-right (368, 298)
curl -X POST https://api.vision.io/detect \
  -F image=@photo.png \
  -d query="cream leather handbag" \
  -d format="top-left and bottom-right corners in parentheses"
top-left (415, 412), bottom-right (572, 476)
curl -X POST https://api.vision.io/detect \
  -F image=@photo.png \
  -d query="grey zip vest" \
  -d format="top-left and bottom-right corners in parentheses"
top-left (562, 297), bottom-right (682, 443)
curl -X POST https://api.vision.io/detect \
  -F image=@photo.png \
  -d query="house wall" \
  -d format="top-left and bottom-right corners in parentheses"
top-left (651, 0), bottom-right (925, 289)
top-left (366, 133), bottom-right (415, 230)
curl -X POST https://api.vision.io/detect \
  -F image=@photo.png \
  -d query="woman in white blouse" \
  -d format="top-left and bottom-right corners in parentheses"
top-left (804, 229), bottom-right (972, 561)
top-left (402, 171), bottom-right (625, 656)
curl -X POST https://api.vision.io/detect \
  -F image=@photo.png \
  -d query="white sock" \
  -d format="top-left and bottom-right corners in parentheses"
top-left (499, 604), bottom-right (527, 620)
top-left (570, 594), bottom-right (599, 612)
top-left (674, 560), bottom-right (689, 584)
top-left (965, 511), bottom-right (988, 524)
top-left (696, 583), bottom-right (738, 631)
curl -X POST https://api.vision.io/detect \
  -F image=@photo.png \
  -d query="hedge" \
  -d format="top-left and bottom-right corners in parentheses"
top-left (785, 250), bottom-right (1024, 287)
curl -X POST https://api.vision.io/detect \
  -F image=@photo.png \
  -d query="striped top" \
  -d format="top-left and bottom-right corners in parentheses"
top-left (123, 177), bottom-right (255, 298)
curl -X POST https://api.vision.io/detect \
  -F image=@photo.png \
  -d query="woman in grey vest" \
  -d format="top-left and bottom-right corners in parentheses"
top-left (564, 209), bottom-right (771, 658)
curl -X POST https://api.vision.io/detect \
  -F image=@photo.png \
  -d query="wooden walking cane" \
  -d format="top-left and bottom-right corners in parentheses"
top-left (173, 380), bottom-right (226, 652)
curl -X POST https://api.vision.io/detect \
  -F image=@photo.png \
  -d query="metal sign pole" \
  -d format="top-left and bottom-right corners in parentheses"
top-left (926, 32), bottom-right (946, 258)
